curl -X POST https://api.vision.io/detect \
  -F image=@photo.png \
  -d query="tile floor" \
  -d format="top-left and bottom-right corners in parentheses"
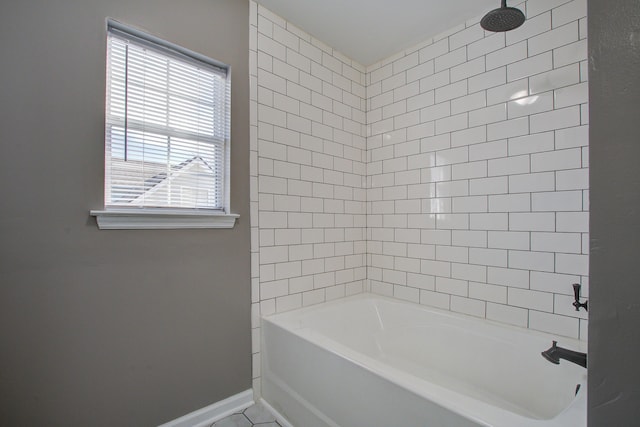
top-left (211, 402), bottom-right (282, 427)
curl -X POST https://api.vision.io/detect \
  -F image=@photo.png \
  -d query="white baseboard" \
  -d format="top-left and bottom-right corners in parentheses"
top-left (159, 389), bottom-right (254, 427)
top-left (259, 398), bottom-right (294, 427)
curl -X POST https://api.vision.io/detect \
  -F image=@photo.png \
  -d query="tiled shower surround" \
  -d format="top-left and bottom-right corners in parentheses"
top-left (250, 0), bottom-right (588, 393)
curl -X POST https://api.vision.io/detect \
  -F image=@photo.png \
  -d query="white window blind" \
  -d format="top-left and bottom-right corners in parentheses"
top-left (105, 22), bottom-right (230, 211)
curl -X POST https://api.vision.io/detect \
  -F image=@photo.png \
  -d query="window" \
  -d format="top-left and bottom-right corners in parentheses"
top-left (92, 20), bottom-right (236, 229)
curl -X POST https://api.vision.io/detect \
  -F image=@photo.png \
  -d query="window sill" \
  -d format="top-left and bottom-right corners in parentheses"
top-left (90, 209), bottom-right (238, 230)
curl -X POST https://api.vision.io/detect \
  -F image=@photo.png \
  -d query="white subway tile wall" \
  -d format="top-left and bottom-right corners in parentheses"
top-left (250, 1), bottom-right (368, 394)
top-left (366, 0), bottom-right (588, 340)
top-left (251, 0), bottom-right (588, 392)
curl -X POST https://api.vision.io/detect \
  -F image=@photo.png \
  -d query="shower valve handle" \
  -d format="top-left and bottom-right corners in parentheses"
top-left (572, 283), bottom-right (588, 312)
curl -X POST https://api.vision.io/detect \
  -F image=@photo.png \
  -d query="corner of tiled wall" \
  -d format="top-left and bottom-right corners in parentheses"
top-left (365, 0), bottom-right (588, 340)
top-left (251, 0), bottom-right (588, 399)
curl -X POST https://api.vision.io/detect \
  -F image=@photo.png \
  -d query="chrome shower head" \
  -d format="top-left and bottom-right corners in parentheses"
top-left (481, 0), bottom-right (525, 32)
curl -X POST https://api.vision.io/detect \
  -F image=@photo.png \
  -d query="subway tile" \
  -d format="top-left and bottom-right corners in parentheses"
top-left (423, 198), bottom-right (452, 214)
top-left (529, 310), bottom-right (579, 338)
top-left (394, 285), bottom-right (420, 303)
top-left (260, 279), bottom-right (289, 300)
top-left (408, 244), bottom-right (436, 260)
top-left (486, 41), bottom-right (527, 70)
top-left (421, 165), bottom-right (452, 183)
top-left (506, 12), bottom-right (552, 45)
top-left (451, 126), bottom-right (487, 147)
top-left (468, 67), bottom-right (506, 93)
top-left (393, 52), bottom-right (419, 75)
top-left (435, 81), bottom-right (468, 103)
top-left (450, 25), bottom-right (485, 50)
top-left (488, 231), bottom-right (530, 250)
top-left (452, 161), bottom-right (488, 180)
top-left (530, 64), bottom-right (580, 95)
top-left (469, 176), bottom-right (508, 195)
top-left (488, 155), bottom-right (530, 176)
top-left (420, 289), bottom-right (450, 309)
top-left (421, 259), bottom-right (451, 277)
top-left (451, 296), bottom-right (486, 318)
top-left (509, 212), bottom-right (556, 231)
top-left (407, 60), bottom-right (436, 83)
top-left (435, 147), bottom-right (469, 166)
top-left (554, 82), bottom-right (588, 109)
top-left (556, 168), bottom-right (588, 191)
top-left (419, 38), bottom-right (449, 63)
top-left (422, 230), bottom-right (453, 245)
top-left (394, 81), bottom-right (421, 103)
top-left (528, 21), bottom-right (579, 56)
top-left (435, 113), bottom-right (469, 135)
top-left (258, 33), bottom-right (286, 61)
top-left (486, 79), bottom-right (528, 106)
top-left (487, 266), bottom-right (530, 289)
top-left (420, 70), bottom-right (451, 93)
top-left (553, 39), bottom-right (587, 68)
top-left (556, 253), bottom-right (589, 275)
top-left (421, 134), bottom-right (451, 153)
top-left (469, 140), bottom-right (507, 161)
top-left (436, 213), bottom-right (469, 230)
top-left (469, 248), bottom-right (508, 267)
top-left (450, 57), bottom-right (485, 82)
top-left (451, 92), bottom-right (487, 115)
top-left (508, 288), bottom-right (554, 312)
top-left (486, 303), bottom-right (528, 328)
top-left (382, 72), bottom-right (407, 93)
top-left (531, 271), bottom-right (580, 294)
top-left (469, 104), bottom-right (507, 127)
top-left (531, 190), bottom-right (583, 212)
top-left (436, 180), bottom-right (469, 197)
top-left (487, 117), bottom-right (529, 141)
top-left (553, 0), bottom-right (587, 28)
top-left (508, 250), bottom-right (555, 272)
top-left (509, 172), bottom-right (555, 193)
top-left (435, 47), bottom-right (467, 72)
top-left (556, 212), bottom-right (589, 232)
top-left (468, 33), bottom-right (505, 59)
top-left (436, 246), bottom-right (469, 263)
top-left (407, 91), bottom-right (436, 112)
top-left (436, 277), bottom-right (469, 297)
top-left (531, 148), bottom-right (582, 172)
top-left (469, 281), bottom-right (507, 304)
top-left (531, 232), bottom-right (582, 253)
top-left (507, 52), bottom-right (553, 82)
top-left (470, 213), bottom-right (508, 230)
top-left (508, 132), bottom-right (554, 156)
top-left (526, 0), bottom-right (573, 18)
top-left (452, 230), bottom-right (488, 248)
top-left (507, 91), bottom-right (554, 119)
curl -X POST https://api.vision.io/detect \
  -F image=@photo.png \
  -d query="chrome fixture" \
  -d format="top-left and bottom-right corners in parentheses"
top-left (541, 341), bottom-right (587, 368)
top-left (572, 283), bottom-right (588, 312)
top-left (480, 0), bottom-right (526, 32)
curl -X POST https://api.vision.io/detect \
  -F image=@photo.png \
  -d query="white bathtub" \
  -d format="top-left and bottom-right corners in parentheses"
top-left (262, 294), bottom-right (587, 427)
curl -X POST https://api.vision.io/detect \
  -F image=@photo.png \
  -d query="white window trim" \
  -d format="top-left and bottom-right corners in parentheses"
top-left (90, 209), bottom-right (238, 230)
top-left (91, 19), bottom-right (237, 230)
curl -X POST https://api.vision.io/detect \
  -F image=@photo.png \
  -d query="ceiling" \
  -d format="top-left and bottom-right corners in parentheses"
top-left (255, 0), bottom-right (498, 66)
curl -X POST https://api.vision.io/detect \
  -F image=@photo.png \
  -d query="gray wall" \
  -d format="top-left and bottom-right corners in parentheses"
top-left (588, 0), bottom-right (640, 425)
top-left (0, 1), bottom-right (251, 426)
